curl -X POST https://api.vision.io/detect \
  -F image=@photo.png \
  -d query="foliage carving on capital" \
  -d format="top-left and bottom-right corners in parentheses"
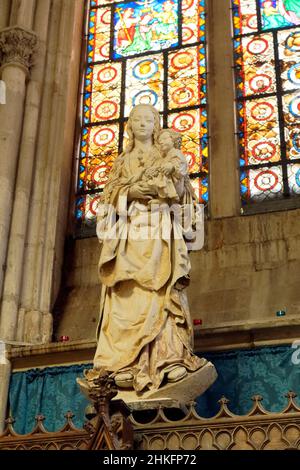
top-left (0, 26), bottom-right (38, 72)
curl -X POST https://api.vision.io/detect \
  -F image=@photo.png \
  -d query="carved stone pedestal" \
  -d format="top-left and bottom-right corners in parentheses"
top-left (115, 361), bottom-right (217, 404)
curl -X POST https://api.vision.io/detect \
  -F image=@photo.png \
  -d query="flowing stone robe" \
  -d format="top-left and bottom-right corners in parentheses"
top-left (94, 146), bottom-right (204, 393)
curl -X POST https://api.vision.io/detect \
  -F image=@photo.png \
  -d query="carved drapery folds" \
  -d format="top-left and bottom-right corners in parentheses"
top-left (0, 26), bottom-right (37, 74)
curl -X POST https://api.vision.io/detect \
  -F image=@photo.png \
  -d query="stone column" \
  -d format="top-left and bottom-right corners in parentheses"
top-left (0, 27), bottom-right (37, 339)
top-left (0, 1), bottom-right (51, 343)
top-left (0, 342), bottom-right (11, 433)
top-left (0, 0), bottom-right (11, 30)
top-left (207, 0), bottom-right (240, 218)
top-left (18, 0), bottom-right (84, 343)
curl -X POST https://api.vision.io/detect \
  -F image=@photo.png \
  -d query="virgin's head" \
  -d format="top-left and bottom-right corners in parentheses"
top-left (125, 104), bottom-right (161, 153)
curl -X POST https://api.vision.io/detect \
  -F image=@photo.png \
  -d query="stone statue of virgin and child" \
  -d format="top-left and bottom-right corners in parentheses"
top-left (80, 104), bottom-right (216, 402)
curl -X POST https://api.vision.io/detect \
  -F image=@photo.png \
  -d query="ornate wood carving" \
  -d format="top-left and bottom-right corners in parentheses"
top-left (0, 413), bottom-right (90, 450)
top-left (0, 372), bottom-right (133, 451)
top-left (133, 392), bottom-right (300, 450)
top-left (1, 392), bottom-right (300, 450)
top-left (83, 372), bottom-right (133, 450)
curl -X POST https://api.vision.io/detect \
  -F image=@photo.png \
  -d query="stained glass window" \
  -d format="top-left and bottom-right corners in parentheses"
top-left (232, 0), bottom-right (300, 205)
top-left (76, 0), bottom-right (208, 230)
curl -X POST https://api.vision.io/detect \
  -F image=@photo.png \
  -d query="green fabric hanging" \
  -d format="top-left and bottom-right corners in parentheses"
top-left (9, 364), bottom-right (92, 434)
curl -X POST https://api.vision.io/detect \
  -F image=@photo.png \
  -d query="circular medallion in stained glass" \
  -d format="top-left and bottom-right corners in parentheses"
top-left (89, 195), bottom-right (101, 216)
top-left (251, 141), bottom-right (276, 161)
top-left (289, 95), bottom-right (300, 118)
top-left (97, 66), bottom-right (118, 83)
top-left (91, 163), bottom-right (108, 186)
top-left (249, 74), bottom-right (272, 94)
top-left (254, 170), bottom-right (279, 191)
top-left (287, 64), bottom-right (300, 86)
top-left (285, 32), bottom-right (300, 53)
top-left (95, 100), bottom-right (118, 120)
top-left (132, 59), bottom-right (158, 80)
top-left (100, 9), bottom-right (111, 25)
top-left (250, 102), bottom-right (274, 121)
top-left (132, 89), bottom-right (158, 107)
top-left (182, 27), bottom-right (195, 42)
top-left (171, 87), bottom-right (194, 106)
top-left (93, 128), bottom-right (115, 146)
top-left (99, 42), bottom-right (110, 59)
top-left (246, 14), bottom-right (258, 30)
top-left (247, 38), bottom-right (269, 55)
top-left (172, 113), bottom-right (195, 132)
top-left (170, 51), bottom-right (194, 70)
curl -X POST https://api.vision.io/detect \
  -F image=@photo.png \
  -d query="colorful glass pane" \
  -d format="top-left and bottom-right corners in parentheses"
top-left (261, 0), bottom-right (300, 30)
top-left (182, 0), bottom-right (206, 44)
top-left (232, 0), bottom-right (258, 35)
top-left (113, 0), bottom-right (179, 58)
top-left (80, 124), bottom-right (119, 191)
top-left (77, 0), bottom-right (208, 229)
top-left (233, 1), bottom-right (300, 205)
top-left (87, 7), bottom-right (111, 63)
top-left (241, 165), bottom-right (283, 201)
top-left (168, 47), bottom-right (201, 109)
top-left (83, 63), bottom-right (122, 123)
top-left (288, 163), bottom-right (300, 194)
top-left (235, 34), bottom-right (276, 98)
top-left (125, 54), bottom-right (164, 116)
top-left (76, 192), bottom-right (102, 226)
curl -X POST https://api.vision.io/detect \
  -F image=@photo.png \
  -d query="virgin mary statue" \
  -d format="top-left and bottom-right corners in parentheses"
top-left (92, 104), bottom-right (206, 394)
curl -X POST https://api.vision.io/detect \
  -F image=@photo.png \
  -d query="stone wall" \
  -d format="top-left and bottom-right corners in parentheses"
top-left (54, 207), bottom-right (300, 342)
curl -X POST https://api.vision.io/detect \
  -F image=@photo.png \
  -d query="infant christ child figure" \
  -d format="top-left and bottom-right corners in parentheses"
top-left (140, 129), bottom-right (188, 204)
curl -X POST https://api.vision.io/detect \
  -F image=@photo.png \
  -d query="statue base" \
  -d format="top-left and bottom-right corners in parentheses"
top-left (115, 361), bottom-right (217, 405)
top-left (77, 362), bottom-right (217, 410)
top-left (122, 398), bottom-right (188, 413)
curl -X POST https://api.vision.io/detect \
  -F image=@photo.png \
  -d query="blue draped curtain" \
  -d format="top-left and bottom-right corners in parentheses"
top-left (197, 345), bottom-right (300, 417)
top-left (9, 364), bottom-right (92, 434)
top-left (8, 345), bottom-right (300, 434)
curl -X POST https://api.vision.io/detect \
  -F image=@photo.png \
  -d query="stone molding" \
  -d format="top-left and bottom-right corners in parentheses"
top-left (0, 26), bottom-right (38, 74)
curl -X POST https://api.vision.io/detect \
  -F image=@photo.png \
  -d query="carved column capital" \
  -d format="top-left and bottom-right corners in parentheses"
top-left (0, 26), bottom-right (38, 75)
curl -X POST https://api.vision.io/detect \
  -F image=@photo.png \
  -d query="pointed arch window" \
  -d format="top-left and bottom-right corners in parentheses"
top-left (232, 0), bottom-right (300, 207)
top-left (75, 0), bottom-right (208, 232)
